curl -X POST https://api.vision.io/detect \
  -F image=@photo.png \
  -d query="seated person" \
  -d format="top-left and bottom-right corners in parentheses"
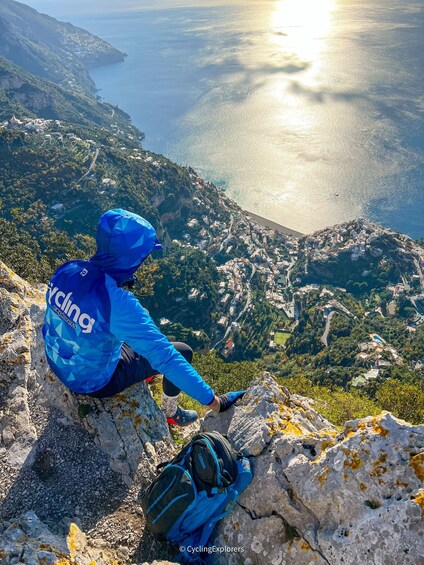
top-left (43, 209), bottom-right (244, 426)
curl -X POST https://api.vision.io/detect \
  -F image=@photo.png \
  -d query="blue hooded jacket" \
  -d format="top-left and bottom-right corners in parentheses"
top-left (42, 209), bottom-right (215, 404)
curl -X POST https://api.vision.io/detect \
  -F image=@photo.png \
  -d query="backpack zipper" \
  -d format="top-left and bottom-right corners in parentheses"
top-left (146, 473), bottom-right (177, 515)
top-left (152, 493), bottom-right (190, 525)
top-left (198, 437), bottom-right (222, 487)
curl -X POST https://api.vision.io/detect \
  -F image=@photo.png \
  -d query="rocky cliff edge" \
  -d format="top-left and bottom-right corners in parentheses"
top-left (0, 261), bottom-right (423, 565)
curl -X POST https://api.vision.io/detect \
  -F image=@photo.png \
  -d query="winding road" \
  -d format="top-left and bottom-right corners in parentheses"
top-left (321, 310), bottom-right (336, 347)
top-left (77, 147), bottom-right (99, 183)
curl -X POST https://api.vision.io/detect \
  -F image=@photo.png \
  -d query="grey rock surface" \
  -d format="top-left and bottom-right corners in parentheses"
top-left (202, 373), bottom-right (424, 565)
top-left (1, 263), bottom-right (423, 564)
top-left (0, 262), bottom-right (176, 563)
top-left (0, 511), bottom-right (116, 565)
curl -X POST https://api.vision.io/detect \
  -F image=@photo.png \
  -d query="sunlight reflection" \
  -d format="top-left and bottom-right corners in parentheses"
top-left (270, 0), bottom-right (336, 63)
top-left (269, 0), bottom-right (336, 131)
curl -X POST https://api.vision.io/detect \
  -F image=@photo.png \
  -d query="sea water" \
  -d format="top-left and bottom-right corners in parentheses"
top-left (27, 0), bottom-right (424, 237)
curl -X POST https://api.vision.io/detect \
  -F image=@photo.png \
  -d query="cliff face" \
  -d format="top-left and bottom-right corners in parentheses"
top-left (0, 262), bottom-right (175, 564)
top-left (0, 0), bottom-right (125, 95)
top-left (0, 54), bottom-right (140, 134)
top-left (0, 262), bottom-right (423, 565)
top-left (203, 376), bottom-right (424, 564)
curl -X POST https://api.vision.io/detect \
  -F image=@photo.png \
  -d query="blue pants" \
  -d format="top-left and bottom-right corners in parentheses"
top-left (87, 342), bottom-right (193, 398)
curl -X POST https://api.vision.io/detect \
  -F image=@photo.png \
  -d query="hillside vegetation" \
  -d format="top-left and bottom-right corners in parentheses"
top-left (0, 0), bottom-right (422, 425)
top-left (0, 56), bottom-right (138, 134)
top-left (0, 0), bottom-right (125, 94)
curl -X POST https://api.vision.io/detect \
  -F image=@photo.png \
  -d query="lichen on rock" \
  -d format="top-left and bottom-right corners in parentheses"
top-left (1, 262), bottom-right (423, 564)
top-left (0, 262), bottom-right (175, 563)
top-left (202, 373), bottom-right (424, 565)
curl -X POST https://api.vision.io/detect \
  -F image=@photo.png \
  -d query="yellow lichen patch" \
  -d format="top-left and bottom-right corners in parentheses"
top-left (9, 353), bottom-right (29, 366)
top-left (410, 452), bottom-right (424, 481)
top-left (266, 413), bottom-right (304, 436)
top-left (321, 439), bottom-right (336, 451)
top-left (370, 453), bottom-right (388, 477)
top-left (317, 467), bottom-right (330, 488)
top-left (357, 418), bottom-right (389, 437)
top-left (359, 483), bottom-right (367, 492)
top-left (66, 523), bottom-right (84, 556)
top-left (301, 542), bottom-right (312, 551)
top-left (312, 438), bottom-right (337, 464)
top-left (343, 473), bottom-right (348, 481)
top-left (412, 492), bottom-right (424, 516)
top-left (373, 423), bottom-right (389, 437)
top-left (343, 449), bottom-right (362, 471)
top-left (52, 549), bottom-right (76, 565)
top-left (284, 420), bottom-right (303, 435)
top-left (396, 480), bottom-right (409, 488)
top-left (277, 401), bottom-right (290, 413)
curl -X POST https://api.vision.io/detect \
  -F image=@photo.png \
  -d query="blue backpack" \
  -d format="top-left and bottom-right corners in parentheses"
top-left (141, 431), bottom-right (253, 563)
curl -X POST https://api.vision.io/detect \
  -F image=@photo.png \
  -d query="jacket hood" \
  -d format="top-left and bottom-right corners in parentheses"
top-left (90, 209), bottom-right (162, 284)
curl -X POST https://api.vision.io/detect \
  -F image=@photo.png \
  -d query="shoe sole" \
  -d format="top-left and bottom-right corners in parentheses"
top-left (166, 417), bottom-right (197, 427)
top-left (145, 375), bottom-right (156, 384)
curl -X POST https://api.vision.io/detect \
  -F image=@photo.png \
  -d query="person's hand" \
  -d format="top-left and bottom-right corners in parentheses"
top-left (207, 395), bottom-right (221, 412)
top-left (217, 391), bottom-right (246, 412)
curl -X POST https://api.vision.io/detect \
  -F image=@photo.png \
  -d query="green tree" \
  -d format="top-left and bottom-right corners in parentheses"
top-left (375, 379), bottom-right (424, 424)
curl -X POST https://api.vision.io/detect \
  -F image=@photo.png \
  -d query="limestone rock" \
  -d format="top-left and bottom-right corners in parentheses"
top-left (1, 262), bottom-right (423, 564)
top-left (0, 262), bottom-right (175, 562)
top-left (0, 511), bottom-right (118, 565)
top-left (202, 373), bottom-right (424, 565)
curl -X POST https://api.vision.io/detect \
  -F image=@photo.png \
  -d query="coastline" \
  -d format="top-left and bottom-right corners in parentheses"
top-left (245, 211), bottom-right (304, 239)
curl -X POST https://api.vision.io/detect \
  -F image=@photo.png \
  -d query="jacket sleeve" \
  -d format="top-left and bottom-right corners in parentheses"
top-left (108, 283), bottom-right (215, 405)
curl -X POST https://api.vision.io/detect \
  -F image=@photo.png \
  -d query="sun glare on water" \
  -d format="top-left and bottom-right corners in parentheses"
top-left (270, 0), bottom-right (336, 69)
top-left (267, 0), bottom-right (337, 132)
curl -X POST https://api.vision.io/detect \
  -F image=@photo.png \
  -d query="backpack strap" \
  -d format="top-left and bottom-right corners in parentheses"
top-left (156, 461), bottom-right (169, 471)
top-left (180, 488), bottom-right (239, 564)
top-left (197, 457), bottom-right (253, 548)
top-left (233, 456), bottom-right (253, 493)
top-left (198, 489), bottom-right (239, 548)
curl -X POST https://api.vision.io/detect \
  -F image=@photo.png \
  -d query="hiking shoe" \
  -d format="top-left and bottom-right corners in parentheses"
top-left (166, 406), bottom-right (198, 427)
